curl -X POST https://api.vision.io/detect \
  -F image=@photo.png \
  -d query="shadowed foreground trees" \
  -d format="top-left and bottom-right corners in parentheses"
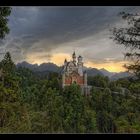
top-left (111, 12), bottom-right (140, 80)
top-left (0, 7), bottom-right (12, 39)
top-left (0, 52), bottom-right (140, 133)
top-left (0, 52), bottom-right (30, 133)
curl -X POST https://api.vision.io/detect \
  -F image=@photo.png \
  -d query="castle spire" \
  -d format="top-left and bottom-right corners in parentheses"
top-left (72, 51), bottom-right (76, 63)
top-left (64, 58), bottom-right (67, 66)
top-left (73, 51), bottom-right (75, 56)
top-left (64, 58), bottom-right (67, 62)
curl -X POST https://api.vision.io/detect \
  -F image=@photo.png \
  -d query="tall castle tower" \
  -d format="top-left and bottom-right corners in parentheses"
top-left (62, 52), bottom-right (90, 95)
top-left (72, 51), bottom-right (76, 64)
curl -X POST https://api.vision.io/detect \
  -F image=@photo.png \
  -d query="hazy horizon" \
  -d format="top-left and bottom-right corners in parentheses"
top-left (16, 59), bottom-right (127, 73)
top-left (0, 6), bottom-right (140, 72)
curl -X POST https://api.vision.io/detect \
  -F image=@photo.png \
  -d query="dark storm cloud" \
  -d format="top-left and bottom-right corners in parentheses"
top-left (11, 7), bottom-right (139, 40)
top-left (9, 7), bottom-right (118, 40)
top-left (1, 6), bottom-right (140, 64)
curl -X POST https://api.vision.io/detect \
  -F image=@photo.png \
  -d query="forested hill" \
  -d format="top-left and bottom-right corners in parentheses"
top-left (17, 61), bottom-right (132, 80)
top-left (0, 52), bottom-right (140, 133)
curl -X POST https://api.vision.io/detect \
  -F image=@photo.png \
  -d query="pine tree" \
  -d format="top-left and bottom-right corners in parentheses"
top-left (111, 12), bottom-right (140, 79)
top-left (1, 52), bottom-right (15, 73)
top-left (0, 52), bottom-right (30, 133)
top-left (0, 7), bottom-right (11, 39)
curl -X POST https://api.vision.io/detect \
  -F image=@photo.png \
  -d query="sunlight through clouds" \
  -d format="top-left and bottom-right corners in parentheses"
top-left (1, 6), bottom-right (140, 72)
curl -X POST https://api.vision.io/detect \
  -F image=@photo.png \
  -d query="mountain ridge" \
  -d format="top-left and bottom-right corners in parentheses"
top-left (16, 61), bottom-right (132, 80)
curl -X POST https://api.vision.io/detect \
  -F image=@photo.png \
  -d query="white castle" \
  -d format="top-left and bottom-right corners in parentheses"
top-left (61, 52), bottom-right (91, 95)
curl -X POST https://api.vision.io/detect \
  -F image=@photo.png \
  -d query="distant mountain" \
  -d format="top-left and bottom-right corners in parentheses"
top-left (86, 68), bottom-right (103, 76)
top-left (17, 61), bottom-right (38, 71)
top-left (38, 63), bottom-right (60, 72)
top-left (100, 68), bottom-right (116, 78)
top-left (16, 61), bottom-right (133, 80)
top-left (17, 61), bottom-right (60, 73)
top-left (110, 72), bottom-right (133, 81)
top-left (17, 61), bottom-right (103, 77)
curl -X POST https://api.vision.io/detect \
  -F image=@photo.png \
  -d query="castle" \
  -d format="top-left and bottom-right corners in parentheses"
top-left (62, 52), bottom-right (91, 95)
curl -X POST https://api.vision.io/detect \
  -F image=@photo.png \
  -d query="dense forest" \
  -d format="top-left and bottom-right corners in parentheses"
top-left (0, 52), bottom-right (140, 133)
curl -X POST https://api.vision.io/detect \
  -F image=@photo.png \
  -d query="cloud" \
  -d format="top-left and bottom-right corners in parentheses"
top-left (1, 6), bottom-right (140, 71)
top-left (85, 60), bottom-right (128, 72)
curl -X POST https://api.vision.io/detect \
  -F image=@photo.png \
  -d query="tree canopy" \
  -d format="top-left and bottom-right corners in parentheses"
top-left (0, 7), bottom-right (12, 39)
top-left (111, 12), bottom-right (140, 80)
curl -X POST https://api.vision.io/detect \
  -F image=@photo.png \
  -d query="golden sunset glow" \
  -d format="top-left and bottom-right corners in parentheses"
top-left (27, 53), bottom-right (72, 66)
top-left (5, 6), bottom-right (139, 75)
top-left (85, 61), bottom-right (127, 72)
top-left (26, 52), bottom-right (49, 64)
top-left (26, 52), bottom-right (127, 72)
top-left (50, 53), bottom-right (72, 66)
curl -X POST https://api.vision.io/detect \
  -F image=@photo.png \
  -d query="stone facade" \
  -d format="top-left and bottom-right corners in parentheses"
top-left (62, 52), bottom-right (91, 95)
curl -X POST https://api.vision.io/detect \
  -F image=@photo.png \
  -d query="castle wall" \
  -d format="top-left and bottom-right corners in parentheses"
top-left (65, 75), bottom-right (84, 85)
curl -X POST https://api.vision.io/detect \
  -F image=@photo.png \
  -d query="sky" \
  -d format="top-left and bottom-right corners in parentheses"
top-left (0, 6), bottom-right (140, 72)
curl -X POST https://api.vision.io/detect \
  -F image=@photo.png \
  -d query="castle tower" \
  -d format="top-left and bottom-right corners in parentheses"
top-left (77, 55), bottom-right (83, 76)
top-left (64, 58), bottom-right (67, 65)
top-left (62, 73), bottom-right (65, 88)
top-left (77, 55), bottom-right (83, 66)
top-left (72, 51), bottom-right (76, 64)
top-left (84, 71), bottom-right (87, 86)
top-left (83, 71), bottom-right (88, 95)
top-left (64, 58), bottom-right (67, 67)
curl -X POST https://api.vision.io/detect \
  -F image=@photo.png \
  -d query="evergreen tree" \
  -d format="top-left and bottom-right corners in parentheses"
top-left (111, 12), bottom-right (140, 79)
top-left (0, 7), bottom-right (11, 39)
top-left (62, 84), bottom-right (84, 132)
top-left (1, 52), bottom-right (15, 74)
top-left (0, 52), bottom-right (29, 133)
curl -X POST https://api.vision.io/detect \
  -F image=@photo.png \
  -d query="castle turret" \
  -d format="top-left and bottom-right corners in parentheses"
top-left (77, 55), bottom-right (83, 76)
top-left (62, 73), bottom-right (65, 88)
top-left (64, 58), bottom-right (67, 66)
top-left (84, 71), bottom-right (87, 86)
top-left (77, 55), bottom-right (83, 65)
top-left (72, 51), bottom-right (76, 64)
